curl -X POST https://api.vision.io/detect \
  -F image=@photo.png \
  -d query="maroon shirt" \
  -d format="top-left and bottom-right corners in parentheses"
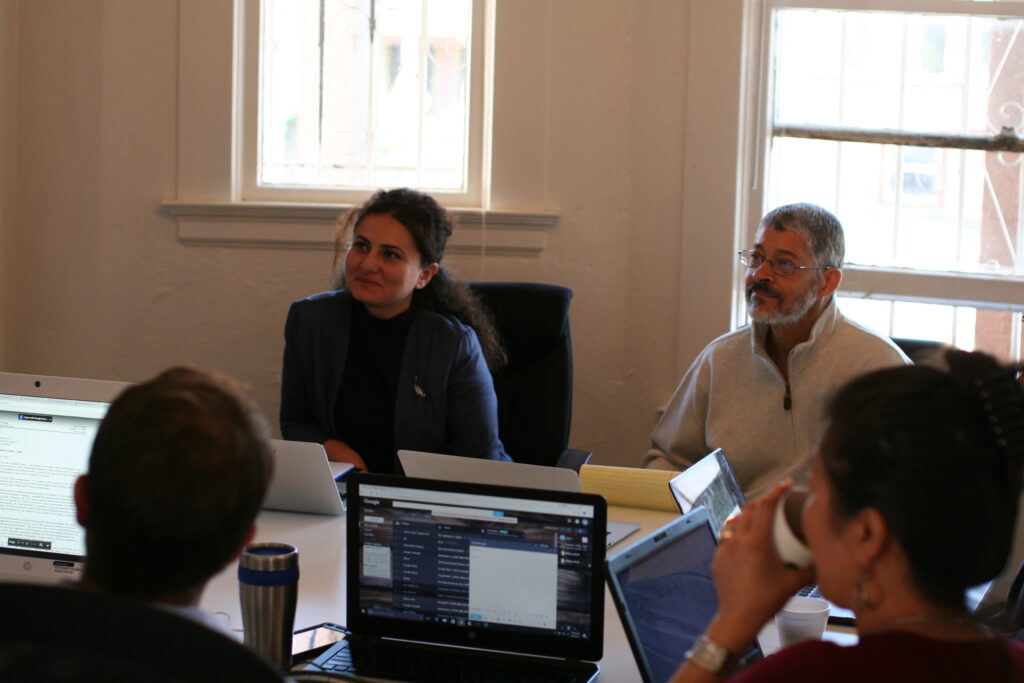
top-left (730, 632), bottom-right (1024, 682)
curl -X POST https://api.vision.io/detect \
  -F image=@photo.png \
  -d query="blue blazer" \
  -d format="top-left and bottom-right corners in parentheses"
top-left (280, 290), bottom-right (509, 463)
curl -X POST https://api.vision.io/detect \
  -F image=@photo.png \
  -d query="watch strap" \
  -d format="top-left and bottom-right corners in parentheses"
top-left (685, 634), bottom-right (739, 677)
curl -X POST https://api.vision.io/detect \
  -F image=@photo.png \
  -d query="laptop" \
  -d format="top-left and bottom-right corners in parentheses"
top-left (606, 507), bottom-right (762, 683)
top-left (667, 449), bottom-right (744, 535)
top-left (0, 372), bottom-right (131, 584)
top-left (262, 439), bottom-right (352, 515)
top-left (667, 449), bottom-right (855, 626)
top-left (306, 473), bottom-right (607, 682)
top-left (398, 449), bottom-right (640, 549)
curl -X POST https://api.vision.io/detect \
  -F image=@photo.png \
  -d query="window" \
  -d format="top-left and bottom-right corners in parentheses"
top-left (748, 0), bottom-right (1024, 358)
top-left (166, 1), bottom-right (555, 254)
top-left (242, 0), bottom-right (487, 205)
top-left (839, 297), bottom-right (1021, 359)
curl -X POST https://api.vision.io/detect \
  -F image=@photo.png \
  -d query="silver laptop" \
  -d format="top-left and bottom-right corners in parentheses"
top-left (262, 439), bottom-right (352, 515)
top-left (0, 372), bottom-right (131, 584)
top-left (398, 450), bottom-right (640, 548)
top-left (668, 449), bottom-right (855, 626)
top-left (668, 449), bottom-right (744, 535)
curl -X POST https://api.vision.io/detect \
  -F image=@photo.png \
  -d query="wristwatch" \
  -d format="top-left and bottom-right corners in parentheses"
top-left (686, 634), bottom-right (739, 677)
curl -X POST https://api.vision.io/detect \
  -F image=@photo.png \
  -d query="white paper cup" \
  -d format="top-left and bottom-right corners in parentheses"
top-left (772, 489), bottom-right (813, 569)
top-left (775, 596), bottom-right (830, 648)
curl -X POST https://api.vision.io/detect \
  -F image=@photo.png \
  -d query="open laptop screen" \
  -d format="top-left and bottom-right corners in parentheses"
top-left (606, 508), bottom-right (761, 683)
top-left (668, 449), bottom-right (745, 535)
top-left (347, 473), bottom-right (607, 661)
top-left (0, 373), bottom-right (129, 583)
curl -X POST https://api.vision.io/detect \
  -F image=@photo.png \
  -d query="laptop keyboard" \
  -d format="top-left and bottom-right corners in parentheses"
top-left (794, 581), bottom-right (819, 598)
top-left (796, 585), bottom-right (823, 599)
top-left (311, 638), bottom-right (597, 683)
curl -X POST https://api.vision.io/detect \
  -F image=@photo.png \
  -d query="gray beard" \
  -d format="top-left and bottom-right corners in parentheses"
top-left (748, 283), bottom-right (819, 325)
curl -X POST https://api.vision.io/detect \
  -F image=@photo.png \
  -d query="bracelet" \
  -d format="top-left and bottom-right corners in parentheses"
top-left (685, 634), bottom-right (739, 677)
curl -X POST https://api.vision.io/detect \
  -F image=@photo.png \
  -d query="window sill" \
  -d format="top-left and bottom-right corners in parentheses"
top-left (159, 201), bottom-right (558, 255)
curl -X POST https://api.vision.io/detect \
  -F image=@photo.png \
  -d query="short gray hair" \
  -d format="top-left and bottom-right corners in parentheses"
top-left (760, 203), bottom-right (845, 269)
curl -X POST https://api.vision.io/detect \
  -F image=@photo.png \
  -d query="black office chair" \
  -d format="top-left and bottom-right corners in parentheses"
top-left (0, 583), bottom-right (284, 682)
top-left (469, 282), bottom-right (591, 470)
top-left (891, 337), bottom-right (951, 364)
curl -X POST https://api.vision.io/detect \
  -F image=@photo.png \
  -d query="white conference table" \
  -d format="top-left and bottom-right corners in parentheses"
top-left (200, 504), bottom-right (855, 681)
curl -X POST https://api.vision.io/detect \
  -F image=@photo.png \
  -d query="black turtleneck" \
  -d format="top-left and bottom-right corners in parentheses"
top-left (334, 300), bottom-right (414, 473)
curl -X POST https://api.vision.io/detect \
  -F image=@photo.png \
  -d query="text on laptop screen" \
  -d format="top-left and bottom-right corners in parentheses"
top-left (356, 483), bottom-right (598, 641)
top-left (0, 393), bottom-right (109, 559)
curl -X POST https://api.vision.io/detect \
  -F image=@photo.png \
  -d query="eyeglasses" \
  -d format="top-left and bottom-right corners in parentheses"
top-left (737, 250), bottom-right (834, 277)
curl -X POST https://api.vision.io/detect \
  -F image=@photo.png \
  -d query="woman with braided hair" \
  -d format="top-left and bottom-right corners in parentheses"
top-left (280, 188), bottom-right (509, 473)
top-left (673, 350), bottom-right (1024, 682)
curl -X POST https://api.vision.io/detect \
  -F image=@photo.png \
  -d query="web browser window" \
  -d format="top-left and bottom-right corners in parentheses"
top-left (0, 394), bottom-right (109, 561)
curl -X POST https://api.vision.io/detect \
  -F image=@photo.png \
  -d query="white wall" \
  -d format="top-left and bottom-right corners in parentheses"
top-left (5, 0), bottom-right (737, 465)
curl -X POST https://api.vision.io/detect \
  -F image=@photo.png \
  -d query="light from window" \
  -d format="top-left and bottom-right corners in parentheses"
top-left (259, 0), bottom-right (473, 192)
top-left (769, 10), bottom-right (1024, 277)
top-left (761, 5), bottom-right (1024, 358)
top-left (839, 296), bottom-right (1022, 361)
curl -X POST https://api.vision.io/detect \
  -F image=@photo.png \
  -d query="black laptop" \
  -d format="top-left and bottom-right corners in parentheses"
top-left (606, 507), bottom-right (763, 683)
top-left (306, 473), bottom-right (608, 682)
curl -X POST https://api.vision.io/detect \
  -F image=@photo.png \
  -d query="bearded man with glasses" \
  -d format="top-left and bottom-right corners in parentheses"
top-left (645, 203), bottom-right (908, 495)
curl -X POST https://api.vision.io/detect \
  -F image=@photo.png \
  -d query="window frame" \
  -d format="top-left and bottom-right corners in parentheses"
top-left (735, 0), bottom-right (1024, 329)
top-left (239, 0), bottom-right (489, 205)
top-left (164, 0), bottom-right (558, 255)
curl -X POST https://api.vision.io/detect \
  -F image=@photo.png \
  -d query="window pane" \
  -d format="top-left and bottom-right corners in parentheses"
top-left (774, 10), bottom-right (844, 125)
top-left (773, 138), bottom-right (1024, 274)
top-left (837, 297), bottom-right (892, 337)
top-left (767, 137), bottom-right (839, 209)
top-left (769, 9), bottom-right (1024, 276)
top-left (838, 296), bottom-right (1022, 361)
top-left (891, 301), bottom-right (957, 343)
top-left (260, 0), bottom-right (321, 184)
top-left (774, 10), bottom-right (1024, 136)
top-left (260, 0), bottom-right (473, 191)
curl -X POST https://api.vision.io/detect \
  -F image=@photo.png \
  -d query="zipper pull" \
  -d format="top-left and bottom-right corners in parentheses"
top-left (783, 383), bottom-right (792, 411)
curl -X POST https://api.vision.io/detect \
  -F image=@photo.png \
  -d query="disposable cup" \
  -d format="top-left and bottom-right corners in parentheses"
top-left (775, 596), bottom-right (829, 648)
top-left (772, 488), bottom-right (813, 569)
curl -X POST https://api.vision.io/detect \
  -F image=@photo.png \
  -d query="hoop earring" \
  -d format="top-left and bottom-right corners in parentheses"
top-left (853, 566), bottom-right (882, 612)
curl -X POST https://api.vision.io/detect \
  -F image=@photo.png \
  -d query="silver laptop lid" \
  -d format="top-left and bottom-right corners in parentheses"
top-left (397, 450), bottom-right (583, 492)
top-left (0, 372), bottom-right (131, 584)
top-left (398, 450), bottom-right (641, 549)
top-left (263, 439), bottom-right (347, 515)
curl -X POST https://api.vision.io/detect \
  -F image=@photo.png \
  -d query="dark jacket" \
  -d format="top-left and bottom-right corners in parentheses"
top-left (280, 290), bottom-right (509, 463)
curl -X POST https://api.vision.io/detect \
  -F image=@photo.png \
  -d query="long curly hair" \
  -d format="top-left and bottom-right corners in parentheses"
top-left (333, 188), bottom-right (506, 370)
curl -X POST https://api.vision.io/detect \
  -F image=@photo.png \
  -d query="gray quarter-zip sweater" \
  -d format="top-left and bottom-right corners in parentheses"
top-left (647, 300), bottom-right (909, 496)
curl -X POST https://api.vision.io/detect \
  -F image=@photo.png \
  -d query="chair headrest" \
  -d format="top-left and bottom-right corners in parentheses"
top-left (469, 282), bottom-right (572, 367)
